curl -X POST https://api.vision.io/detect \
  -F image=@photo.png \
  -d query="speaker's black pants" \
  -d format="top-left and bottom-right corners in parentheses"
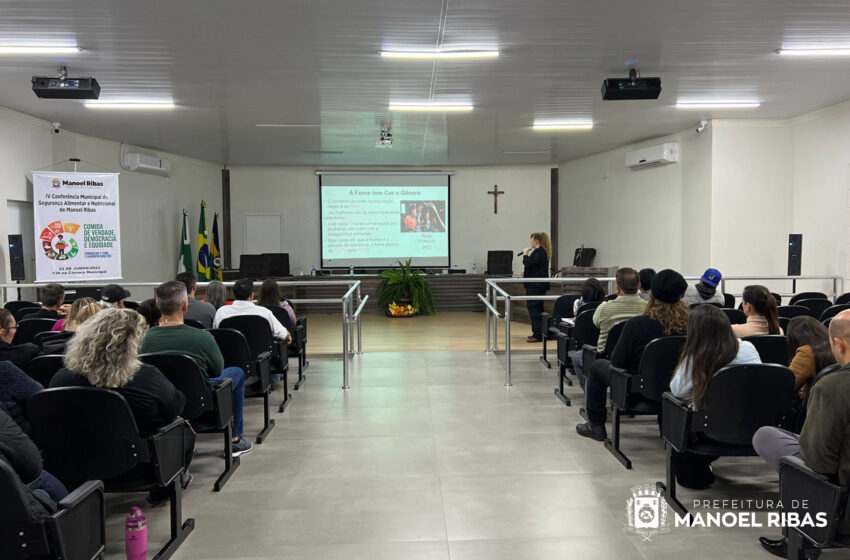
top-left (526, 284), bottom-right (547, 339)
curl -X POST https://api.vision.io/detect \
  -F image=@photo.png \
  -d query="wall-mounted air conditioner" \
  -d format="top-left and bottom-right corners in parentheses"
top-left (625, 142), bottom-right (679, 168)
top-left (122, 151), bottom-right (171, 177)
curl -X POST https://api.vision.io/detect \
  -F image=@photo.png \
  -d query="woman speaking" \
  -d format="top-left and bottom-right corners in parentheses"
top-left (522, 232), bottom-right (551, 343)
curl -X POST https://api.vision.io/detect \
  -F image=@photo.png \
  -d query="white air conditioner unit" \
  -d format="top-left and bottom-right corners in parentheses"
top-left (122, 152), bottom-right (171, 177)
top-left (625, 142), bottom-right (679, 168)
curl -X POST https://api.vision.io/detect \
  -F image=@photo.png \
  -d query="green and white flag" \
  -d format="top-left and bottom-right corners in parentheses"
top-left (178, 210), bottom-right (192, 274)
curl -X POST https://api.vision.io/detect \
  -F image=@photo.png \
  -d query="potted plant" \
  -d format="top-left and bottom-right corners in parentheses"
top-left (377, 258), bottom-right (437, 316)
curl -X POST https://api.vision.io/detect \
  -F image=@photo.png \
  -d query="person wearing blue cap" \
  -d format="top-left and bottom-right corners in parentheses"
top-left (683, 267), bottom-right (724, 307)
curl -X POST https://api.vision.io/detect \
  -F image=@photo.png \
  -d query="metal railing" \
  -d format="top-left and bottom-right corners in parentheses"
top-left (0, 279), bottom-right (366, 390)
top-left (480, 274), bottom-right (844, 387)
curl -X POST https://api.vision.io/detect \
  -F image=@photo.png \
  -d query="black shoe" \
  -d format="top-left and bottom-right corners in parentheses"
top-left (576, 422), bottom-right (607, 441)
top-left (758, 537), bottom-right (786, 559)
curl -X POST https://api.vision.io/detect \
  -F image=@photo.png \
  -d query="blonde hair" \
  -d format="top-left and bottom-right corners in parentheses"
top-left (532, 232), bottom-right (552, 262)
top-left (65, 297), bottom-right (100, 331)
top-left (64, 308), bottom-right (147, 388)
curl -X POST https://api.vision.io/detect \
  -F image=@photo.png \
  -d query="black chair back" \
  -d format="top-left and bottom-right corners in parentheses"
top-left (721, 308), bottom-right (747, 325)
top-left (636, 336), bottom-right (686, 401)
top-left (13, 318), bottom-right (57, 344)
top-left (184, 318), bottom-right (205, 329)
top-left (772, 293), bottom-right (782, 306)
top-left (789, 292), bottom-right (829, 305)
top-left (3, 300), bottom-right (39, 315)
top-left (32, 329), bottom-right (65, 347)
top-left (794, 298), bottom-right (832, 319)
top-left (698, 364), bottom-right (795, 446)
top-left (723, 293), bottom-right (735, 309)
top-left (823, 317), bottom-right (833, 329)
top-left (575, 300), bottom-right (602, 316)
top-left (220, 316), bottom-right (275, 360)
top-left (25, 354), bottom-right (66, 387)
top-left (742, 335), bottom-right (789, 366)
top-left (821, 304), bottom-right (850, 322)
top-left (0, 458), bottom-right (31, 524)
top-left (603, 320), bottom-right (626, 356)
top-left (264, 304), bottom-right (295, 332)
top-left (140, 353), bottom-right (212, 420)
top-left (604, 294), bottom-right (618, 301)
top-left (779, 456), bottom-right (848, 549)
top-left (778, 305), bottom-right (810, 319)
top-left (779, 316), bottom-right (791, 332)
top-left (573, 308), bottom-right (599, 349)
top-left (123, 300), bottom-right (140, 310)
top-left (552, 295), bottom-right (578, 321)
top-left (11, 306), bottom-right (41, 321)
top-left (835, 293), bottom-right (850, 306)
top-left (28, 388), bottom-right (147, 482)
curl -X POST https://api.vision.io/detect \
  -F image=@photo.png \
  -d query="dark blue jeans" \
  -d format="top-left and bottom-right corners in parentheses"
top-left (29, 470), bottom-right (68, 503)
top-left (211, 366), bottom-right (246, 437)
top-left (585, 359), bottom-right (612, 426)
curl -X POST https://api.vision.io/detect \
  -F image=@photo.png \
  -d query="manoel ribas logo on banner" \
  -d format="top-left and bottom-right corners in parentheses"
top-left (624, 484), bottom-right (670, 540)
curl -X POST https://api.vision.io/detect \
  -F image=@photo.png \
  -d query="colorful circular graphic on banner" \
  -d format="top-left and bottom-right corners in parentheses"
top-left (40, 220), bottom-right (80, 261)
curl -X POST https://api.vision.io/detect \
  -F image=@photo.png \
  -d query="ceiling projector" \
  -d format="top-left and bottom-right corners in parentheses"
top-left (601, 68), bottom-right (661, 101)
top-left (32, 66), bottom-right (100, 99)
top-left (375, 129), bottom-right (393, 148)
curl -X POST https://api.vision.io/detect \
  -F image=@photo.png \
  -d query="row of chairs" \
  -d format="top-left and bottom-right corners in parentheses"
top-left (4, 313), bottom-right (306, 559)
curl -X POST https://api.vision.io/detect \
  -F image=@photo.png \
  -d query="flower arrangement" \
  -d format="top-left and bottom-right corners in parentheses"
top-left (377, 258), bottom-right (437, 316)
top-left (387, 301), bottom-right (417, 317)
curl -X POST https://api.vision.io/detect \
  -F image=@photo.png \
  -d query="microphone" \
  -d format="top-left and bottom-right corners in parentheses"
top-left (517, 250), bottom-right (526, 257)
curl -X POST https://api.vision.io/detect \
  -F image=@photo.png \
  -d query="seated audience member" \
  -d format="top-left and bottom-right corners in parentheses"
top-left (140, 281), bottom-right (252, 457)
top-left (51, 296), bottom-right (98, 331)
top-left (732, 285), bottom-right (782, 337)
top-left (138, 298), bottom-right (161, 328)
top-left (638, 268), bottom-right (656, 301)
top-left (784, 316), bottom-right (836, 401)
top-left (99, 283), bottom-right (130, 309)
top-left (215, 278), bottom-right (291, 387)
top-left (669, 305), bottom-right (761, 488)
top-left (682, 268), bottom-right (724, 307)
top-left (205, 280), bottom-right (228, 310)
top-left (0, 404), bottom-right (68, 513)
top-left (0, 309), bottom-right (40, 368)
top-left (572, 278), bottom-right (607, 316)
top-left (176, 272), bottom-right (217, 328)
top-left (42, 298), bottom-right (101, 354)
top-left (0, 360), bottom-right (43, 434)
top-left (22, 283), bottom-right (67, 320)
top-left (257, 278), bottom-right (297, 330)
top-left (568, 268), bottom-right (647, 382)
top-left (753, 309), bottom-right (850, 557)
top-left (576, 269), bottom-right (689, 441)
top-left (50, 308), bottom-right (194, 500)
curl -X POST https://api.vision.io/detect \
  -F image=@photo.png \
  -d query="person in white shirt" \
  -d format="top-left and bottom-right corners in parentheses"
top-left (213, 279), bottom-right (291, 343)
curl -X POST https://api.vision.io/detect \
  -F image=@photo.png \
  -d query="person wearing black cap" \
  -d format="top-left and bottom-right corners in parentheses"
top-left (576, 269), bottom-right (690, 441)
top-left (100, 284), bottom-right (131, 309)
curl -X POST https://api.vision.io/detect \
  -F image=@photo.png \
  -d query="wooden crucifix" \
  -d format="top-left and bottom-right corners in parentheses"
top-left (487, 185), bottom-right (505, 214)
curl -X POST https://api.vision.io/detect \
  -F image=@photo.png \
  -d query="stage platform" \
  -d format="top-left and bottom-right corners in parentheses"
top-left (305, 311), bottom-right (539, 354)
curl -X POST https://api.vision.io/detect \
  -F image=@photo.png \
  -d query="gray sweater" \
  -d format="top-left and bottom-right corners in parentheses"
top-left (682, 284), bottom-right (724, 307)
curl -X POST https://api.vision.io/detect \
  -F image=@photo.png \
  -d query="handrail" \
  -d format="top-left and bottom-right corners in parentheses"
top-left (477, 293), bottom-right (502, 318)
top-left (352, 295), bottom-right (370, 319)
top-left (341, 282), bottom-right (359, 301)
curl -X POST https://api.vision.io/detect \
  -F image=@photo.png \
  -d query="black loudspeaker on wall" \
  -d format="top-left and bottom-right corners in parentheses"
top-left (788, 234), bottom-right (802, 276)
top-left (8, 234), bottom-right (25, 281)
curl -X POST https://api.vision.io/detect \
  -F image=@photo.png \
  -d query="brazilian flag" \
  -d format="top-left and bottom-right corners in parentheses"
top-left (211, 212), bottom-right (223, 281)
top-left (197, 201), bottom-right (211, 281)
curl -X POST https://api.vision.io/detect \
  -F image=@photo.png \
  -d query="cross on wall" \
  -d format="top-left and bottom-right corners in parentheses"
top-left (487, 185), bottom-right (504, 214)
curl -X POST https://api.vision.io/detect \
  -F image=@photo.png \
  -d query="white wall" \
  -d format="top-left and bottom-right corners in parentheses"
top-left (228, 164), bottom-right (553, 275)
top-left (0, 104), bottom-right (222, 290)
top-left (558, 127), bottom-right (712, 274)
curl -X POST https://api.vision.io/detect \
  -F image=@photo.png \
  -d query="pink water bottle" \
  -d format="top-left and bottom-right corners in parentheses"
top-left (125, 506), bottom-right (148, 560)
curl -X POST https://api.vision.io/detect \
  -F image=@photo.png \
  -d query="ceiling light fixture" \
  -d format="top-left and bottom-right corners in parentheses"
top-left (380, 50), bottom-right (499, 60)
top-left (503, 150), bottom-right (549, 154)
top-left (389, 103), bottom-right (473, 112)
top-left (84, 101), bottom-right (175, 109)
top-left (0, 45), bottom-right (83, 54)
top-left (676, 101), bottom-right (760, 108)
top-left (256, 123), bottom-right (320, 128)
top-left (532, 121), bottom-right (593, 130)
top-left (777, 48), bottom-right (850, 56)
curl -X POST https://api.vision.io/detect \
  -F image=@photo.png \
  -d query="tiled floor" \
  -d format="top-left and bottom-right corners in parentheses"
top-left (101, 350), bottom-right (849, 559)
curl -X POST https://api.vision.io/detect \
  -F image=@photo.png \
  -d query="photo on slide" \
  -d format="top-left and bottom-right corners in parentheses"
top-left (400, 201), bottom-right (447, 233)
